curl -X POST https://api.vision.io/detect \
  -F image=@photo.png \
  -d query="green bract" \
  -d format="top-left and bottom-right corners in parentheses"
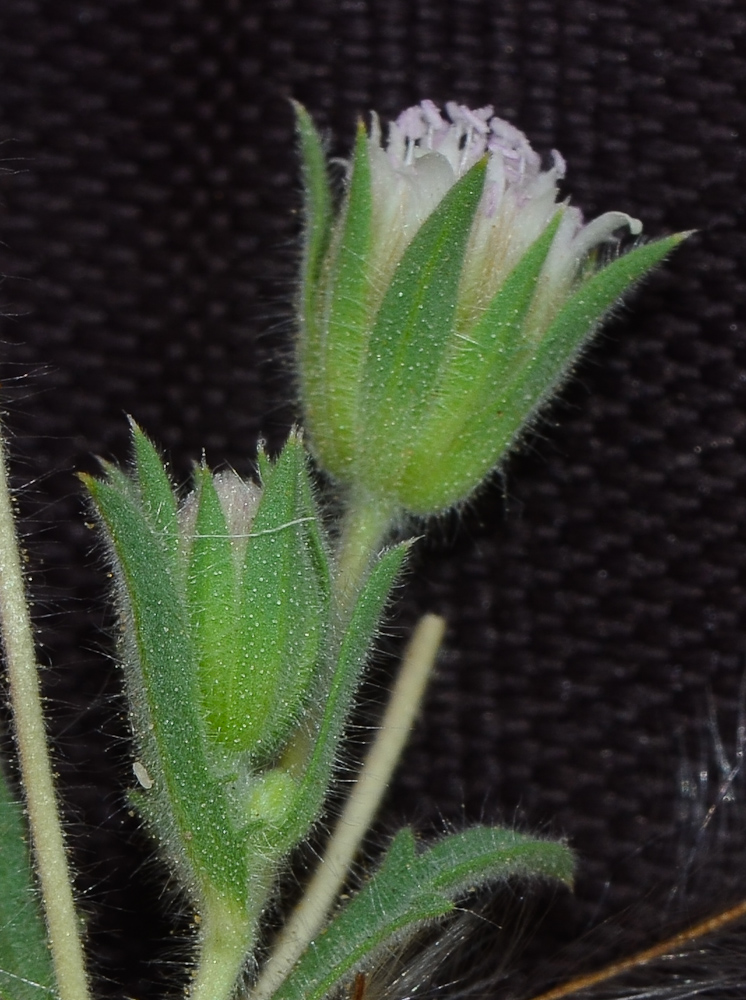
top-left (296, 101), bottom-right (687, 516)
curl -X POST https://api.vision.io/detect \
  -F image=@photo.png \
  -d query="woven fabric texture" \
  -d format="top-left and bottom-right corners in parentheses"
top-left (0, 1), bottom-right (745, 996)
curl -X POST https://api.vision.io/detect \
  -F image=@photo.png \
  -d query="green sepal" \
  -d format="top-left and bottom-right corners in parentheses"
top-left (402, 211), bottom-right (564, 509)
top-left (295, 102), bottom-right (334, 478)
top-left (271, 826), bottom-right (573, 1000)
top-left (430, 211), bottom-right (564, 425)
top-left (0, 762), bottom-right (55, 1000)
top-left (459, 210), bottom-right (565, 376)
top-left (306, 122), bottom-right (373, 478)
top-left (229, 432), bottom-right (330, 759)
top-left (256, 442), bottom-right (273, 486)
top-left (360, 159), bottom-right (488, 496)
top-left (273, 542), bottom-right (408, 849)
top-left (84, 471), bottom-right (249, 906)
top-left (406, 233), bottom-right (688, 513)
top-left (294, 102), bottom-right (334, 313)
top-left (541, 232), bottom-right (689, 358)
top-left (130, 421), bottom-right (181, 568)
top-left (187, 466), bottom-right (243, 747)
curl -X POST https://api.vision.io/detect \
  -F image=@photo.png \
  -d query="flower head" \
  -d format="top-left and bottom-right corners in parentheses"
top-left (369, 101), bottom-right (644, 336)
top-left (295, 101), bottom-right (685, 516)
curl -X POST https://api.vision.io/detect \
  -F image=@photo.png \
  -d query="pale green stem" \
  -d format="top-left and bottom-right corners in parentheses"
top-left (0, 432), bottom-right (90, 1000)
top-left (189, 890), bottom-right (262, 1000)
top-left (249, 613), bottom-right (446, 1000)
top-left (334, 491), bottom-right (396, 608)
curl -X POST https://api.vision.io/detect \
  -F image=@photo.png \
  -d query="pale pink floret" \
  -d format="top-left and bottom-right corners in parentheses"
top-left (367, 101), bottom-right (641, 324)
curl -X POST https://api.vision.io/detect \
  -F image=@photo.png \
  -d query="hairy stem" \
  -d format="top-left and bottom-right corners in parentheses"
top-left (189, 890), bottom-right (261, 1000)
top-left (250, 613), bottom-right (446, 1000)
top-left (0, 431), bottom-right (90, 1000)
top-left (334, 491), bottom-right (396, 607)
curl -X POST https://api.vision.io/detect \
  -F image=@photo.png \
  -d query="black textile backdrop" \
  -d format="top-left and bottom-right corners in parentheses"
top-left (0, 2), bottom-right (745, 998)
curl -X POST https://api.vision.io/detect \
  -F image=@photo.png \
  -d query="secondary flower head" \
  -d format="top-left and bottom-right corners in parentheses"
top-left (295, 101), bottom-right (684, 517)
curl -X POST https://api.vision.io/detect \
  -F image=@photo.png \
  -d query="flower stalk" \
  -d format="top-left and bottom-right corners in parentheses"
top-left (334, 491), bottom-right (396, 607)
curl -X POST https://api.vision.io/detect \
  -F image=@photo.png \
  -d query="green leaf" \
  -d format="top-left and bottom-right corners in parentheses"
top-left (359, 159), bottom-right (487, 494)
top-left (84, 471), bottom-right (249, 906)
top-left (419, 825), bottom-right (573, 891)
top-left (276, 542), bottom-right (408, 849)
top-left (271, 826), bottom-right (573, 1000)
top-left (307, 123), bottom-right (374, 477)
top-left (0, 763), bottom-right (55, 1000)
top-left (481, 233), bottom-right (686, 465)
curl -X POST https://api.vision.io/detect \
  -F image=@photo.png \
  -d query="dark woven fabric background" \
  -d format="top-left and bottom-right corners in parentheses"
top-left (0, 2), bottom-right (744, 997)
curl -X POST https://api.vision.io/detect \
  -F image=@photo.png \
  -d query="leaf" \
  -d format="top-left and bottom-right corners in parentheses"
top-left (547, 233), bottom-right (689, 350)
top-left (0, 762), bottom-right (55, 1000)
top-left (84, 470), bottom-right (249, 907)
top-left (271, 826), bottom-right (573, 1000)
top-left (485, 233), bottom-right (686, 458)
top-left (458, 210), bottom-right (564, 378)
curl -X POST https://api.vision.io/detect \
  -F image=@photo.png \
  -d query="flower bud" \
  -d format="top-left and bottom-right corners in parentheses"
top-left (83, 429), bottom-right (331, 898)
top-left (296, 101), bottom-right (686, 515)
top-left (184, 437), bottom-right (330, 758)
top-left (84, 425), bottom-right (405, 907)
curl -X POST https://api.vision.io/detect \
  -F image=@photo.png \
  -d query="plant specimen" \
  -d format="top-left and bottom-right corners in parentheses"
top-left (0, 100), bottom-right (685, 1000)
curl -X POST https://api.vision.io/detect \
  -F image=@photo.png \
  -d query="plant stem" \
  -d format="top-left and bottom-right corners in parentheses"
top-left (250, 613), bottom-right (446, 1000)
top-left (334, 491), bottom-right (396, 607)
top-left (0, 432), bottom-right (90, 1000)
top-left (189, 891), bottom-right (260, 1000)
